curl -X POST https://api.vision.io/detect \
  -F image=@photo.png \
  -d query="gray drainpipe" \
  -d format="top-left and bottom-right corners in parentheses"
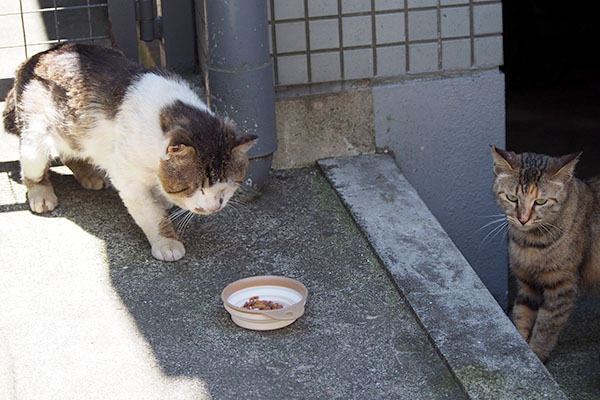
top-left (197, 0), bottom-right (276, 190)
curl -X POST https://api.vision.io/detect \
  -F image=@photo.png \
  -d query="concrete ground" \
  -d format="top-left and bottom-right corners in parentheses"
top-left (0, 131), bottom-right (465, 399)
top-left (0, 120), bottom-right (597, 399)
top-left (546, 296), bottom-right (600, 400)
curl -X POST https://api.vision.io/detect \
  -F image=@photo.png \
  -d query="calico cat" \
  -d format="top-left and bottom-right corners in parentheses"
top-left (2, 43), bottom-right (257, 262)
top-left (491, 147), bottom-right (600, 362)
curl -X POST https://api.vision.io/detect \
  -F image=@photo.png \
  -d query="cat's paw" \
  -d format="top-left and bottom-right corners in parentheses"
top-left (151, 239), bottom-right (186, 262)
top-left (27, 184), bottom-right (58, 213)
top-left (79, 174), bottom-right (105, 190)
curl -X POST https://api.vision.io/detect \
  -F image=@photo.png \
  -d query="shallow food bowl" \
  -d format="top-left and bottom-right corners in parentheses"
top-left (221, 276), bottom-right (308, 331)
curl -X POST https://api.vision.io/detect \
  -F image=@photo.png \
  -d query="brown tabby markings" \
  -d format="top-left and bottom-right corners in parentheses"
top-left (158, 100), bottom-right (250, 197)
top-left (492, 147), bottom-right (600, 363)
top-left (4, 43), bottom-right (141, 152)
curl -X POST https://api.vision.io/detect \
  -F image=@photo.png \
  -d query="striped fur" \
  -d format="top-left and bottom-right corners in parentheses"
top-left (492, 147), bottom-right (600, 362)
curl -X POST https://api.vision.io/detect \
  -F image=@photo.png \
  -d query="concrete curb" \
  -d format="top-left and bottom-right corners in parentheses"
top-left (318, 154), bottom-right (568, 400)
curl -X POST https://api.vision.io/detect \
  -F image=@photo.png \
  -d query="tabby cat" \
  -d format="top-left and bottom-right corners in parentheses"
top-left (2, 43), bottom-right (257, 262)
top-left (491, 146), bottom-right (600, 362)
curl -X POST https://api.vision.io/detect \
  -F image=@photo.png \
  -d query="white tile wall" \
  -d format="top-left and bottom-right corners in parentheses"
top-left (275, 22), bottom-right (306, 53)
top-left (409, 42), bottom-right (439, 73)
top-left (309, 19), bottom-right (340, 50)
top-left (376, 13), bottom-right (405, 44)
top-left (344, 48), bottom-right (374, 79)
top-left (342, 15), bottom-right (372, 47)
top-left (473, 3), bottom-right (503, 35)
top-left (342, 0), bottom-right (372, 14)
top-left (311, 52), bottom-right (341, 83)
top-left (407, 0), bottom-right (437, 9)
top-left (441, 6), bottom-right (470, 38)
top-left (278, 54), bottom-right (308, 85)
top-left (407, 10), bottom-right (437, 41)
top-left (270, 0), bottom-right (503, 85)
top-left (307, 0), bottom-right (338, 17)
top-left (375, 0), bottom-right (403, 11)
top-left (442, 39), bottom-right (471, 70)
top-left (377, 46), bottom-right (406, 76)
top-left (440, 0), bottom-right (470, 4)
top-left (474, 36), bottom-right (503, 67)
top-left (274, 0), bottom-right (305, 20)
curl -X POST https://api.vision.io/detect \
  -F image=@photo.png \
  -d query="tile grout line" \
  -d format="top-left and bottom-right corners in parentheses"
top-left (337, 0), bottom-right (344, 80)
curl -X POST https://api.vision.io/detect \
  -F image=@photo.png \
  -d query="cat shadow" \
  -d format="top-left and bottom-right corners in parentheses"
top-left (0, 161), bottom-right (29, 213)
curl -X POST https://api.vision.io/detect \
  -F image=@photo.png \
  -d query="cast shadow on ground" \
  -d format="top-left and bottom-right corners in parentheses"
top-left (1, 160), bottom-right (468, 399)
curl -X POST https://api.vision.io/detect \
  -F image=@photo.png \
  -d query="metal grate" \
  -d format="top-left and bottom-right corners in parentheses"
top-left (0, 0), bottom-right (110, 81)
top-left (0, 0), bottom-right (110, 54)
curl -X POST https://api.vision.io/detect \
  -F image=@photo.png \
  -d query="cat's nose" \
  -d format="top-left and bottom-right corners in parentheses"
top-left (207, 205), bottom-right (221, 213)
top-left (518, 216), bottom-right (529, 225)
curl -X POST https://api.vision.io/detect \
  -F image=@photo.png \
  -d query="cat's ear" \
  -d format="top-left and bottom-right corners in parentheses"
top-left (549, 152), bottom-right (581, 182)
top-left (165, 144), bottom-right (195, 159)
top-left (163, 128), bottom-right (196, 160)
top-left (491, 146), bottom-right (517, 175)
top-left (232, 134), bottom-right (258, 154)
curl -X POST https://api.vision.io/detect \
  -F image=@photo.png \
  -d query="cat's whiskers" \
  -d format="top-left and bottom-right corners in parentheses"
top-left (168, 207), bottom-right (189, 222)
top-left (238, 183), bottom-right (259, 195)
top-left (542, 221), bottom-right (563, 234)
top-left (539, 221), bottom-right (562, 241)
top-left (476, 217), bottom-right (508, 232)
top-left (477, 213), bottom-right (507, 219)
top-left (228, 198), bottom-right (251, 213)
top-left (174, 210), bottom-right (196, 237)
top-left (479, 218), bottom-right (509, 247)
top-left (536, 223), bottom-right (551, 238)
top-left (222, 201), bottom-right (242, 218)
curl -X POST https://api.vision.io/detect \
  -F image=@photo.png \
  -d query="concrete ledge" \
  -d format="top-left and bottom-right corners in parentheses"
top-left (318, 154), bottom-right (567, 400)
top-left (272, 87), bottom-right (375, 169)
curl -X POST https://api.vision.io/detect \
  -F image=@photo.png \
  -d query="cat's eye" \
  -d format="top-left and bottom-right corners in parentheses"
top-left (166, 187), bottom-right (190, 194)
top-left (534, 198), bottom-right (547, 205)
top-left (506, 194), bottom-right (518, 202)
top-left (166, 187), bottom-right (189, 194)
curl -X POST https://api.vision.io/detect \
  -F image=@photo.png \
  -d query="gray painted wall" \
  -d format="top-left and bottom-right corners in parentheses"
top-left (374, 70), bottom-right (508, 308)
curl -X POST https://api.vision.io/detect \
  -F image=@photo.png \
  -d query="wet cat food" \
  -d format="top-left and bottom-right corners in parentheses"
top-left (243, 296), bottom-right (284, 310)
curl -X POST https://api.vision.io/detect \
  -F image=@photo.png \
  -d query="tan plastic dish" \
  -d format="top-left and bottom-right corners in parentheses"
top-left (221, 276), bottom-right (308, 331)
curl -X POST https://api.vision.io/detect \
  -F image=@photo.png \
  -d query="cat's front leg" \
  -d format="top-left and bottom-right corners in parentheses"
top-left (512, 276), bottom-right (542, 342)
top-left (20, 135), bottom-right (57, 213)
top-left (116, 183), bottom-right (185, 261)
top-left (528, 279), bottom-right (578, 363)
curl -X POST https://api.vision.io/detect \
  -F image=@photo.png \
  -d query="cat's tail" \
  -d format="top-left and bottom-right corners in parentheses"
top-left (2, 87), bottom-right (20, 136)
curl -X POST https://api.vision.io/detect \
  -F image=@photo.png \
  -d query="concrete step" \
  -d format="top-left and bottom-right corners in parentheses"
top-left (318, 153), bottom-right (568, 400)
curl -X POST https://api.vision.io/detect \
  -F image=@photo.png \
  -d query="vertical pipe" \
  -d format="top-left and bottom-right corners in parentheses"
top-left (197, 0), bottom-right (276, 189)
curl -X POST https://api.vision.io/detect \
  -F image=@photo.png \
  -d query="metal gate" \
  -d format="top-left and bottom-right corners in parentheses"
top-left (0, 0), bottom-right (197, 101)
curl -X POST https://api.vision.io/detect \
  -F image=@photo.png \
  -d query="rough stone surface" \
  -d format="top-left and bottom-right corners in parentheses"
top-left (272, 88), bottom-right (375, 169)
top-left (318, 154), bottom-right (568, 400)
top-left (546, 295), bottom-right (600, 400)
top-left (0, 157), bottom-right (464, 399)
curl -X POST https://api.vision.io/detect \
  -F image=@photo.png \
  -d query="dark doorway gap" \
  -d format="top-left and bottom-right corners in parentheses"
top-left (502, 0), bottom-right (600, 179)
